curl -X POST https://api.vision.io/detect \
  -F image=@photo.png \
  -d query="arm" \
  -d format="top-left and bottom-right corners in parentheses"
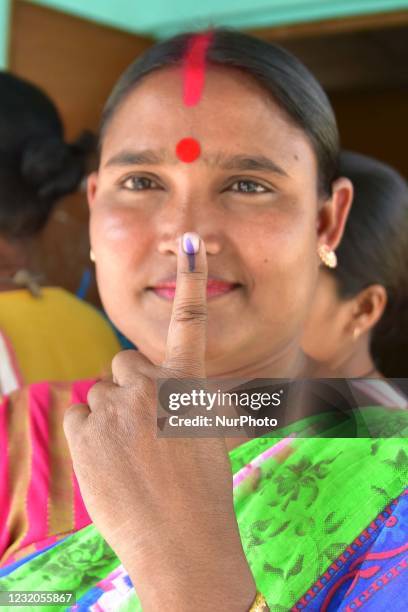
top-left (63, 234), bottom-right (260, 611)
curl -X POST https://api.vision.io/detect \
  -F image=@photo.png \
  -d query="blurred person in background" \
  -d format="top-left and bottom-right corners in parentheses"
top-left (0, 73), bottom-right (120, 394)
top-left (302, 150), bottom-right (408, 403)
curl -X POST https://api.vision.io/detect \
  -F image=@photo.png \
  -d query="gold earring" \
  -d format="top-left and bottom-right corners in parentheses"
top-left (318, 244), bottom-right (337, 269)
top-left (353, 327), bottom-right (361, 341)
top-left (90, 249), bottom-right (96, 263)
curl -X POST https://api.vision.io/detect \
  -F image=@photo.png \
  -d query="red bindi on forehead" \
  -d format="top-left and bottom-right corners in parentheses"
top-left (175, 32), bottom-right (212, 163)
top-left (176, 137), bottom-right (201, 163)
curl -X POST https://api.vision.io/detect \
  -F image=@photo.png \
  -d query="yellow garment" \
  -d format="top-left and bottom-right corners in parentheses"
top-left (0, 288), bottom-right (120, 384)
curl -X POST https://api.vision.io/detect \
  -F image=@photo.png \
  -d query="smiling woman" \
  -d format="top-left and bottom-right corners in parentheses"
top-left (0, 29), bottom-right (407, 612)
top-left (88, 30), bottom-right (352, 376)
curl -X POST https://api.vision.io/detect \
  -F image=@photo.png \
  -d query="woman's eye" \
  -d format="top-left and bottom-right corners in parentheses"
top-left (230, 180), bottom-right (268, 194)
top-left (122, 176), bottom-right (159, 191)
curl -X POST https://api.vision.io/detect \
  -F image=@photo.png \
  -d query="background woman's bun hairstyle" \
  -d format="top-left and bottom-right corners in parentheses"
top-left (0, 72), bottom-right (95, 238)
top-left (21, 130), bottom-right (94, 200)
top-left (100, 28), bottom-right (340, 198)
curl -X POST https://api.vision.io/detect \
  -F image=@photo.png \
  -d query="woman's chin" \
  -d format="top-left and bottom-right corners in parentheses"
top-left (123, 320), bottom-right (238, 369)
top-left (112, 287), bottom-right (246, 362)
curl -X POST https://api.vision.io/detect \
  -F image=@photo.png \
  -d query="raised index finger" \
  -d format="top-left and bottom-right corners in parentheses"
top-left (164, 232), bottom-right (208, 377)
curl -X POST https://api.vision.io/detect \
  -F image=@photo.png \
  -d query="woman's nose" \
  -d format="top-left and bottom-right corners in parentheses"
top-left (154, 193), bottom-right (224, 256)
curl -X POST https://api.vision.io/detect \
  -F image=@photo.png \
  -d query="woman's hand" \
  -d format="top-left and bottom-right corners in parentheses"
top-left (63, 234), bottom-right (256, 611)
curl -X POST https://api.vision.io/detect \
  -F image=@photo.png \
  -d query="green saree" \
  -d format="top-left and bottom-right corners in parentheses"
top-left (0, 405), bottom-right (407, 611)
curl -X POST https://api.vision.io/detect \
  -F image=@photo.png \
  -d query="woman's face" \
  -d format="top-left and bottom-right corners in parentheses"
top-left (302, 268), bottom-right (387, 372)
top-left (89, 66), bottom-right (334, 375)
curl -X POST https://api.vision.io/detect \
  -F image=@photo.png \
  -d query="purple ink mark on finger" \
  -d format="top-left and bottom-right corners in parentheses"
top-left (185, 237), bottom-right (196, 271)
top-left (187, 253), bottom-right (195, 272)
top-left (184, 237), bottom-right (196, 254)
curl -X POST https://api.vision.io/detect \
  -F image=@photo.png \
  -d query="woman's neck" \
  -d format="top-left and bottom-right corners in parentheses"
top-left (221, 347), bottom-right (326, 453)
top-left (208, 339), bottom-right (320, 381)
top-left (331, 338), bottom-right (380, 378)
top-left (0, 236), bottom-right (36, 292)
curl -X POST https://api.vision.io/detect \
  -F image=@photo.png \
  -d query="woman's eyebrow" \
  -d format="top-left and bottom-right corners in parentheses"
top-left (104, 149), bottom-right (166, 168)
top-left (215, 154), bottom-right (288, 176)
top-left (104, 149), bottom-right (289, 177)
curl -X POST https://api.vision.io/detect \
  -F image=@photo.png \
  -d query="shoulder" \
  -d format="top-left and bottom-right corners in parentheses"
top-left (43, 288), bottom-right (120, 345)
top-left (1, 378), bottom-right (98, 413)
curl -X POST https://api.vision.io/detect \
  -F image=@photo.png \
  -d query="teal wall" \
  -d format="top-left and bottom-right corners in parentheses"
top-left (1, 0), bottom-right (407, 66)
top-left (0, 0), bottom-right (10, 68)
top-left (27, 0), bottom-right (408, 38)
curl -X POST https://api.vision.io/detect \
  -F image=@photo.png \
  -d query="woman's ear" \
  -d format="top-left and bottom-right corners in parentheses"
top-left (348, 284), bottom-right (388, 337)
top-left (317, 177), bottom-right (353, 250)
top-left (87, 172), bottom-right (99, 210)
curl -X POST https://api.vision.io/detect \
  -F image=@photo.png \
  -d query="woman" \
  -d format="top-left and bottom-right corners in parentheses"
top-left (0, 31), bottom-right (407, 611)
top-left (0, 72), bottom-right (120, 393)
top-left (302, 151), bottom-right (408, 386)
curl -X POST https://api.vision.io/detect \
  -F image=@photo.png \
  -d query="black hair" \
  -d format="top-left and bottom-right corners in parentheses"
top-left (0, 72), bottom-right (94, 238)
top-left (332, 151), bottom-right (408, 376)
top-left (100, 28), bottom-right (339, 197)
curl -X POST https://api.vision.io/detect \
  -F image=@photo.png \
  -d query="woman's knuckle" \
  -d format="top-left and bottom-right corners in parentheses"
top-left (174, 300), bottom-right (207, 323)
top-left (112, 349), bottom-right (136, 373)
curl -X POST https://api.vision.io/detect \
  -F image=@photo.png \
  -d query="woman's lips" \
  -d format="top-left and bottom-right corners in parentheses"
top-left (149, 279), bottom-right (240, 300)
